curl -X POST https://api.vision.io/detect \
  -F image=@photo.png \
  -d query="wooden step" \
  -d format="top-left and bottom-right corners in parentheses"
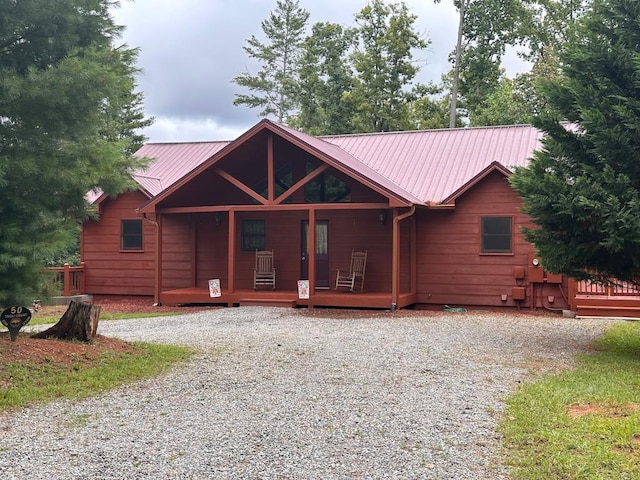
top-left (576, 304), bottom-right (640, 319)
top-left (238, 298), bottom-right (297, 308)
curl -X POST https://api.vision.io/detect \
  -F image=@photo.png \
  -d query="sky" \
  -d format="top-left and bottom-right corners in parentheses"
top-left (111, 0), bottom-right (530, 143)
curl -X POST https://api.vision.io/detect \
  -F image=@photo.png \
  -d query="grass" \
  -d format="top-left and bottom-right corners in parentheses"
top-left (0, 342), bottom-right (195, 412)
top-left (501, 321), bottom-right (640, 479)
top-left (21, 311), bottom-right (182, 327)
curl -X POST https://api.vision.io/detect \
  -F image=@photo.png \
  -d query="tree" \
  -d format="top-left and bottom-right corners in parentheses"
top-left (350, 0), bottom-right (430, 133)
top-left (510, 0), bottom-right (640, 283)
top-left (407, 82), bottom-right (458, 129)
top-left (290, 22), bottom-right (357, 135)
top-left (232, 0), bottom-right (310, 123)
top-left (472, 76), bottom-right (533, 126)
top-left (435, 0), bottom-right (538, 126)
top-left (0, 0), bottom-right (151, 306)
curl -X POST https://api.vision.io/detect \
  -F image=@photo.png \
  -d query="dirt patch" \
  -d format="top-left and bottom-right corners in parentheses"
top-left (2, 296), bottom-right (213, 366)
top-left (567, 403), bottom-right (640, 418)
top-left (0, 333), bottom-right (135, 366)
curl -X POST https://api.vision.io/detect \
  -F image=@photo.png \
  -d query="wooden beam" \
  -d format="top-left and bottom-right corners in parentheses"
top-left (214, 167), bottom-right (267, 205)
top-left (228, 209), bottom-right (236, 294)
top-left (275, 164), bottom-right (329, 205)
top-left (158, 202), bottom-right (390, 214)
top-left (411, 213), bottom-right (417, 294)
top-left (191, 217), bottom-right (197, 287)
top-left (155, 214), bottom-right (163, 305)
top-left (268, 134), bottom-right (275, 203)
top-left (391, 209), bottom-right (400, 309)
top-left (308, 207), bottom-right (316, 309)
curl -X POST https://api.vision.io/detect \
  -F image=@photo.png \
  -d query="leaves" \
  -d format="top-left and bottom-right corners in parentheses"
top-left (510, 0), bottom-right (640, 283)
top-left (0, 0), bottom-right (151, 305)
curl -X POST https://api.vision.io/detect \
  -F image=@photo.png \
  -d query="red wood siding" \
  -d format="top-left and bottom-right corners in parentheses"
top-left (82, 191), bottom-right (156, 295)
top-left (415, 171), bottom-right (568, 309)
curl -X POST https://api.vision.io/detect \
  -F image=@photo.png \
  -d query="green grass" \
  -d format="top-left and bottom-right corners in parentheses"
top-left (501, 321), bottom-right (640, 479)
top-left (0, 311), bottom-right (183, 329)
top-left (0, 342), bottom-right (195, 412)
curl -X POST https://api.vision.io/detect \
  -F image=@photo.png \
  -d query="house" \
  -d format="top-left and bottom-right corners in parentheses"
top-left (81, 119), bottom-right (574, 312)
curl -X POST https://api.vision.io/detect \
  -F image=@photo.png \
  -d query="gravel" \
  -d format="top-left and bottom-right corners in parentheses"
top-left (0, 308), bottom-right (616, 479)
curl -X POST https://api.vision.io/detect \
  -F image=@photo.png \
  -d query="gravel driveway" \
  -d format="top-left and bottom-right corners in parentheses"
top-left (0, 307), bottom-right (615, 479)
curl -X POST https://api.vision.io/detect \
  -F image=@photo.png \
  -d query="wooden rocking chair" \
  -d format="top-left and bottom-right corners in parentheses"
top-left (335, 250), bottom-right (367, 292)
top-left (254, 250), bottom-right (276, 289)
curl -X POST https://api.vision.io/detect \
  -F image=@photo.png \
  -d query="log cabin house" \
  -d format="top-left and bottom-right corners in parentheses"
top-left (81, 119), bottom-right (575, 312)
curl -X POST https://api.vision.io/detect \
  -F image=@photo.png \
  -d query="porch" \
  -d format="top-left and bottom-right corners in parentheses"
top-left (160, 287), bottom-right (417, 310)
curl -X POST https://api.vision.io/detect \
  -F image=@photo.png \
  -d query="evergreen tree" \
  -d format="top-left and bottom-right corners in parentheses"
top-left (290, 22), bottom-right (356, 135)
top-left (350, 0), bottom-right (430, 133)
top-left (0, 0), bottom-right (151, 305)
top-left (232, 0), bottom-right (310, 123)
top-left (510, 0), bottom-right (640, 283)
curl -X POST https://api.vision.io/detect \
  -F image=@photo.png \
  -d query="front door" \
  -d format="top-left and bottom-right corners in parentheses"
top-left (301, 220), bottom-right (329, 288)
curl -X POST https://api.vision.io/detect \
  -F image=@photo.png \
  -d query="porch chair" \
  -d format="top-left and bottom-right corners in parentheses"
top-left (335, 250), bottom-right (367, 292)
top-left (254, 249), bottom-right (276, 290)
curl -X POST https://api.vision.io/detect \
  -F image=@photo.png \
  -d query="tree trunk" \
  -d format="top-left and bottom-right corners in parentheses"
top-left (449, 0), bottom-right (466, 128)
top-left (31, 300), bottom-right (101, 342)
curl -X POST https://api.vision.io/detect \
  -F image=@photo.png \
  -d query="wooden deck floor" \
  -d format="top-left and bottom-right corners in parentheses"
top-left (160, 287), bottom-right (417, 310)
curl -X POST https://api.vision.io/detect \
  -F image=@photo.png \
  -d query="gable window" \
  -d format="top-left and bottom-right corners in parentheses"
top-left (121, 219), bottom-right (143, 251)
top-left (242, 219), bottom-right (265, 251)
top-left (481, 216), bottom-right (512, 253)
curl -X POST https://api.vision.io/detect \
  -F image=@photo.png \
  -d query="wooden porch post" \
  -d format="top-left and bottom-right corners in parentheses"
top-left (411, 213), bottom-right (417, 293)
top-left (308, 207), bottom-right (316, 308)
top-left (190, 216), bottom-right (197, 287)
top-left (567, 277), bottom-right (577, 311)
top-left (392, 206), bottom-right (417, 310)
top-left (154, 213), bottom-right (163, 305)
top-left (228, 209), bottom-right (236, 294)
top-left (391, 209), bottom-right (400, 310)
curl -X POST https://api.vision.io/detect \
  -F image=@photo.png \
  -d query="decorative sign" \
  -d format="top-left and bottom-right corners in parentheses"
top-left (297, 280), bottom-right (309, 299)
top-left (208, 279), bottom-right (221, 298)
top-left (1, 306), bottom-right (32, 342)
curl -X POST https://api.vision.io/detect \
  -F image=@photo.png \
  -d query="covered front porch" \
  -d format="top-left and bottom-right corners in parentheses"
top-left (142, 120), bottom-right (422, 311)
top-left (160, 286), bottom-right (417, 310)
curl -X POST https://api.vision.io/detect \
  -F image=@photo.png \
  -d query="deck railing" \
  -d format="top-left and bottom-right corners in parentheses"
top-left (46, 262), bottom-right (85, 296)
top-left (574, 279), bottom-right (640, 297)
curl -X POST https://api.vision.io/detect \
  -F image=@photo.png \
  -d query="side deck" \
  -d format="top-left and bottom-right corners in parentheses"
top-left (160, 287), bottom-right (417, 310)
top-left (571, 279), bottom-right (640, 318)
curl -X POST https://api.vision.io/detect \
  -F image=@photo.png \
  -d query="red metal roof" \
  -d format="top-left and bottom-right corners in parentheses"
top-left (133, 141), bottom-right (229, 196)
top-left (322, 124), bottom-right (543, 203)
top-left (121, 121), bottom-right (543, 207)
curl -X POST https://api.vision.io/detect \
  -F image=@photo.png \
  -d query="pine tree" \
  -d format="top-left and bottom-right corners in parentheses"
top-left (0, 0), bottom-right (151, 305)
top-left (510, 0), bottom-right (640, 283)
top-left (232, 0), bottom-right (310, 123)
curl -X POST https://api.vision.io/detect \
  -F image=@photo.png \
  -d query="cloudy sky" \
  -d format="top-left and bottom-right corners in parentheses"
top-left (111, 0), bottom-right (529, 143)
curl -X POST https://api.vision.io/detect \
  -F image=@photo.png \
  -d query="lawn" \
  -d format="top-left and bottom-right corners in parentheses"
top-left (501, 321), bottom-right (640, 479)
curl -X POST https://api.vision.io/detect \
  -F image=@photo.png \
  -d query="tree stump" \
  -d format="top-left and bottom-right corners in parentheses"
top-left (31, 300), bottom-right (101, 342)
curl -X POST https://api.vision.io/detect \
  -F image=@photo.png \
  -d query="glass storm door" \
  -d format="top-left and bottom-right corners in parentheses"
top-left (301, 220), bottom-right (329, 288)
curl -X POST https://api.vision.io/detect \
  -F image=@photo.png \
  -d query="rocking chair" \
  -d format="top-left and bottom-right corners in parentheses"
top-left (335, 250), bottom-right (367, 292)
top-left (254, 250), bottom-right (276, 289)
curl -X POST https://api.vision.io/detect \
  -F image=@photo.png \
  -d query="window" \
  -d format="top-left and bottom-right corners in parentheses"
top-left (481, 217), bottom-right (512, 253)
top-left (121, 219), bottom-right (143, 251)
top-left (242, 219), bottom-right (265, 251)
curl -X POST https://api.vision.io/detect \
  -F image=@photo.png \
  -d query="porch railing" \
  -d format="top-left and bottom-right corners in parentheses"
top-left (574, 279), bottom-right (640, 297)
top-left (46, 262), bottom-right (85, 296)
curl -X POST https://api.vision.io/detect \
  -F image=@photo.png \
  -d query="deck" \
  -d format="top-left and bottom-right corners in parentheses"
top-left (571, 279), bottom-right (640, 318)
top-left (160, 287), bottom-right (417, 310)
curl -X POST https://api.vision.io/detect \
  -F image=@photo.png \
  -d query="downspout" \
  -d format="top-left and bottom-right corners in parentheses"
top-left (142, 212), bottom-right (161, 306)
top-left (391, 205), bottom-right (417, 311)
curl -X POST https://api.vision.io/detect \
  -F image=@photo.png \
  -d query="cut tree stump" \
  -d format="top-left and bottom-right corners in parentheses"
top-left (31, 300), bottom-right (101, 342)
